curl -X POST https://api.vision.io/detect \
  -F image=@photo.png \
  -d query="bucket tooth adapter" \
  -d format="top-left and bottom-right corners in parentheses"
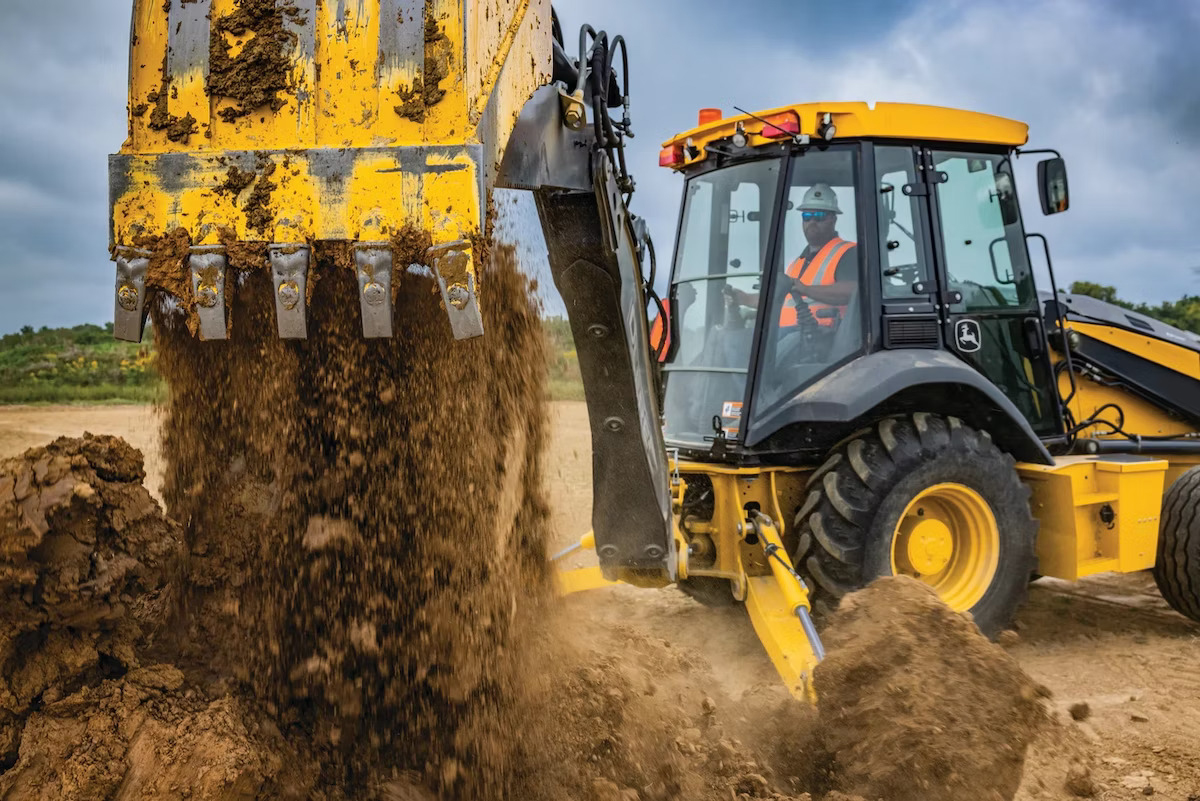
top-left (188, 246), bottom-right (228, 340)
top-left (268, 244), bottom-right (311, 339)
top-left (110, 0), bottom-right (552, 341)
top-left (113, 246), bottom-right (151, 342)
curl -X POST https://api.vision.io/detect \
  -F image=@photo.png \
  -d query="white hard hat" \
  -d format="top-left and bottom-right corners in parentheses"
top-left (800, 183), bottom-right (841, 214)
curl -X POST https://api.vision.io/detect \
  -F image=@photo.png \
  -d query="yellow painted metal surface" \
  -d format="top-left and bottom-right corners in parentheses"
top-left (554, 566), bottom-right (618, 595)
top-left (1069, 322), bottom-right (1200, 381)
top-left (1018, 456), bottom-right (1168, 580)
top-left (560, 459), bottom-right (822, 700)
top-left (890, 483), bottom-right (1000, 611)
top-left (660, 101), bottom-right (1029, 170)
top-left (124, 0), bottom-right (550, 153)
top-left (1050, 324), bottom-right (1200, 489)
top-left (671, 460), bottom-right (809, 594)
top-left (111, 148), bottom-right (483, 246)
top-left (672, 460), bottom-right (820, 700)
top-left (1057, 362), bottom-right (1196, 441)
top-left (747, 515), bottom-right (820, 700)
top-left (744, 576), bottom-right (818, 702)
top-left (114, 0), bottom-right (551, 261)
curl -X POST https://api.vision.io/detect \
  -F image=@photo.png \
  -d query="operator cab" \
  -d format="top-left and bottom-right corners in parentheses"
top-left (657, 103), bottom-right (1070, 462)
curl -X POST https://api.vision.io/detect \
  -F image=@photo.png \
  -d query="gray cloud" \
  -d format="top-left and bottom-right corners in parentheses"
top-left (2, 1), bottom-right (1196, 335)
top-left (0, 2), bottom-right (128, 333)
top-left (549, 0), bottom-right (1200, 305)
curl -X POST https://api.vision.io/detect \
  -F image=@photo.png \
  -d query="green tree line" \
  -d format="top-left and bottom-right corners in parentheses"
top-left (1068, 282), bottom-right (1200, 335)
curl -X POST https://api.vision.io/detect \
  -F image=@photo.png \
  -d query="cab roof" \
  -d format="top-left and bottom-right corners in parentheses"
top-left (660, 102), bottom-right (1029, 170)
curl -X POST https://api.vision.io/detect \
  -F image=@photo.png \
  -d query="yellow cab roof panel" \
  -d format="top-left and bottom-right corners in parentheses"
top-left (661, 102), bottom-right (1029, 168)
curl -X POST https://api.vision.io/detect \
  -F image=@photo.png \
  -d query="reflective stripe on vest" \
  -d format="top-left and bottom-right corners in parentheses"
top-left (780, 238), bottom-right (854, 327)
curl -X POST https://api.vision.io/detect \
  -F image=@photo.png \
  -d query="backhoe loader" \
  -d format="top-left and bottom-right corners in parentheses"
top-left (110, 0), bottom-right (1200, 702)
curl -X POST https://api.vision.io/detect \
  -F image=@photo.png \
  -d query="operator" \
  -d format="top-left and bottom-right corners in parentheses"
top-left (727, 183), bottom-right (858, 328)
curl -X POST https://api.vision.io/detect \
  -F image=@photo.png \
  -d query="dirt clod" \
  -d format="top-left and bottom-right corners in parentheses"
top-left (1065, 761), bottom-right (1099, 796)
top-left (393, 8), bottom-right (452, 121)
top-left (242, 158), bottom-right (277, 235)
top-left (207, 0), bottom-right (306, 122)
top-left (1069, 701), bottom-right (1092, 721)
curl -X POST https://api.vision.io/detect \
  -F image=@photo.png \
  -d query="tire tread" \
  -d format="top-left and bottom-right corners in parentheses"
top-left (793, 413), bottom-right (1037, 636)
top-left (1154, 467), bottom-right (1200, 621)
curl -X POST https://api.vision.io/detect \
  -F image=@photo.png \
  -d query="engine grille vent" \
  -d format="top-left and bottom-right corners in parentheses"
top-left (884, 316), bottom-right (941, 349)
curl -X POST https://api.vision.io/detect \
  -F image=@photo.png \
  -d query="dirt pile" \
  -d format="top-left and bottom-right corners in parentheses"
top-left (813, 576), bottom-right (1048, 801)
top-left (0, 435), bottom-right (300, 800)
top-left (513, 613), bottom-right (830, 801)
top-left (0, 667), bottom-right (294, 801)
top-left (0, 435), bottom-right (180, 767)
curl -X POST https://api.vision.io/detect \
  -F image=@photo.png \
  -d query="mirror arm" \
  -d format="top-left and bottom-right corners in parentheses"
top-left (1014, 147), bottom-right (1062, 160)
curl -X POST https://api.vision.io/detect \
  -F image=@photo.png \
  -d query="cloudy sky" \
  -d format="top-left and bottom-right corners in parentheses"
top-left (2, 0), bottom-right (1198, 334)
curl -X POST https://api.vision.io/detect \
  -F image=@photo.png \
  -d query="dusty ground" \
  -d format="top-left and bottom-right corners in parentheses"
top-left (3, 402), bottom-right (1199, 800)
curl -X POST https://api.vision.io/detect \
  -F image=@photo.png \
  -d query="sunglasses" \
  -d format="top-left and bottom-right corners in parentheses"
top-left (801, 210), bottom-right (832, 221)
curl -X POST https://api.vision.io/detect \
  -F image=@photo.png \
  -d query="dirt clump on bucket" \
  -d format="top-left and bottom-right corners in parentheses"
top-left (207, 0), bottom-right (306, 122)
top-left (813, 575), bottom-right (1047, 801)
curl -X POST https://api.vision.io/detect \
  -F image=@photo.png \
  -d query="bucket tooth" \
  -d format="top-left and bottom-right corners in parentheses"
top-left (113, 246), bottom-right (151, 342)
top-left (428, 240), bottom-right (484, 340)
top-left (189, 246), bottom-right (228, 341)
top-left (269, 244), bottom-right (310, 339)
top-left (353, 243), bottom-right (394, 338)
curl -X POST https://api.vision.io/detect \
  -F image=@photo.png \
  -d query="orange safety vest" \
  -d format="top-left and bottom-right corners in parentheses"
top-left (780, 237), bottom-right (855, 327)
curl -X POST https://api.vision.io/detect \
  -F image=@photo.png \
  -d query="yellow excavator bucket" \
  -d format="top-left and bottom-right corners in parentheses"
top-left (110, 0), bottom-right (550, 341)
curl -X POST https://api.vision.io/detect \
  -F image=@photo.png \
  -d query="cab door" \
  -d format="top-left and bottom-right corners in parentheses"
top-left (922, 148), bottom-right (1061, 435)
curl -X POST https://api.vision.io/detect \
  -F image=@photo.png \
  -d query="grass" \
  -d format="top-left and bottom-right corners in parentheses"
top-left (0, 384), bottom-right (164, 405)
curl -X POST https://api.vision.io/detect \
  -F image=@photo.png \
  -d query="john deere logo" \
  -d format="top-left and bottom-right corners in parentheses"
top-left (955, 319), bottom-right (982, 353)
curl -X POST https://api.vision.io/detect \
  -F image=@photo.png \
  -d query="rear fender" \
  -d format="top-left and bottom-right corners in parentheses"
top-left (745, 349), bottom-right (1054, 465)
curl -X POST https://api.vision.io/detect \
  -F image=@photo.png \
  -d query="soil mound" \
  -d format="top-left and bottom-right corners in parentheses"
top-left (512, 608), bottom-right (830, 801)
top-left (0, 434), bottom-right (180, 768)
top-left (813, 575), bottom-right (1047, 801)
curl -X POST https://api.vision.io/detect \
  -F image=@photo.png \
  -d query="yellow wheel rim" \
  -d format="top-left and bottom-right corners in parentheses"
top-left (891, 482), bottom-right (1000, 611)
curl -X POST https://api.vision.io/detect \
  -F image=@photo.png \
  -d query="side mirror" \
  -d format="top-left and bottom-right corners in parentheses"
top-left (1038, 157), bottom-right (1069, 215)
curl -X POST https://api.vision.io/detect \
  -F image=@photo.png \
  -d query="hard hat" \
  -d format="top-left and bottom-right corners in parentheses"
top-left (800, 183), bottom-right (841, 214)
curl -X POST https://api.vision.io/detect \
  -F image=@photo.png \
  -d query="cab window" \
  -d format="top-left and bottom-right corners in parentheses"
top-left (755, 148), bottom-right (864, 410)
top-left (932, 151), bottom-right (1036, 310)
top-left (875, 145), bottom-right (931, 298)
top-left (662, 158), bottom-right (781, 446)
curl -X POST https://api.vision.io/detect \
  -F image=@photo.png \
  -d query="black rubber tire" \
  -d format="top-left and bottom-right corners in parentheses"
top-left (793, 413), bottom-right (1037, 638)
top-left (677, 576), bottom-right (737, 607)
top-left (1152, 466), bottom-right (1200, 621)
